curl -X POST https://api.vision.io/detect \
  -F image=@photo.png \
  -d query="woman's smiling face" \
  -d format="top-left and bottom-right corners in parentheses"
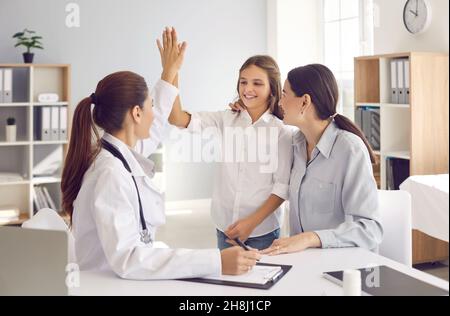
top-left (279, 79), bottom-right (304, 126)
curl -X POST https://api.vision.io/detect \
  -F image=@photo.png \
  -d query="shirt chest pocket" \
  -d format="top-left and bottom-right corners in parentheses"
top-left (310, 178), bottom-right (336, 214)
top-left (289, 162), bottom-right (306, 196)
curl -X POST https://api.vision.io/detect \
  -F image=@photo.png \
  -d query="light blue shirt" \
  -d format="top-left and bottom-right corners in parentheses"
top-left (289, 122), bottom-right (383, 251)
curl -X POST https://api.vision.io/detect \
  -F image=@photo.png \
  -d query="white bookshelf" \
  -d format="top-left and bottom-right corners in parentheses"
top-left (0, 102), bottom-right (30, 107)
top-left (0, 64), bottom-right (71, 225)
top-left (0, 141), bottom-right (31, 146)
top-left (34, 140), bottom-right (68, 145)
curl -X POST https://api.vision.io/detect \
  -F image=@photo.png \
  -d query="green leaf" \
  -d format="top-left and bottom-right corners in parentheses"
top-left (14, 29), bottom-right (43, 51)
top-left (12, 32), bottom-right (24, 38)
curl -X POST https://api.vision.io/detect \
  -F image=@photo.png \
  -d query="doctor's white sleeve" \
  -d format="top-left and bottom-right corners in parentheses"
top-left (136, 79), bottom-right (179, 158)
top-left (92, 166), bottom-right (222, 280)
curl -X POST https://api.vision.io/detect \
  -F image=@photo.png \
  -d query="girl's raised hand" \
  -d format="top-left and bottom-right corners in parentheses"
top-left (156, 27), bottom-right (187, 83)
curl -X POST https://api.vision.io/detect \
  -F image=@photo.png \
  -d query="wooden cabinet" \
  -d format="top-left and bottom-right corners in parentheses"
top-left (354, 52), bottom-right (449, 264)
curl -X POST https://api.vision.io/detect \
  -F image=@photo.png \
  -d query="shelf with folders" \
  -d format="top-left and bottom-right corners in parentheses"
top-left (0, 64), bottom-right (71, 225)
top-left (354, 52), bottom-right (448, 190)
top-left (354, 52), bottom-right (449, 264)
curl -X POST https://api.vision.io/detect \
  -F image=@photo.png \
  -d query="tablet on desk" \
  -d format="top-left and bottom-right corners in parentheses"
top-left (182, 263), bottom-right (292, 290)
top-left (323, 265), bottom-right (449, 296)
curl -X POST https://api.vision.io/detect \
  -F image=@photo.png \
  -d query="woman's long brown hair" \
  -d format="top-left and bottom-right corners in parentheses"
top-left (288, 64), bottom-right (376, 163)
top-left (61, 71), bottom-right (148, 222)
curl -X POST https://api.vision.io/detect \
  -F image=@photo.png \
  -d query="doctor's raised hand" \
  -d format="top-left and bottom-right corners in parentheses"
top-left (157, 27), bottom-right (187, 84)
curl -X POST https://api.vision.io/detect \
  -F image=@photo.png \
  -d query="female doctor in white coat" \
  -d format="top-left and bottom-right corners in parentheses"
top-left (61, 28), bottom-right (260, 280)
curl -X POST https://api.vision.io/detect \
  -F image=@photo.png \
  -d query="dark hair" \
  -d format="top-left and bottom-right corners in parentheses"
top-left (287, 64), bottom-right (376, 163)
top-left (237, 55), bottom-right (283, 120)
top-left (61, 71), bottom-right (148, 221)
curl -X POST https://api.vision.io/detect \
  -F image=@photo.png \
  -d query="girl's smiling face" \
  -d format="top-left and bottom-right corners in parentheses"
top-left (238, 65), bottom-right (271, 111)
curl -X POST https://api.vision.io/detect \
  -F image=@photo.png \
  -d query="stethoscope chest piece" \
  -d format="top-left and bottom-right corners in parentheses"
top-left (140, 229), bottom-right (152, 244)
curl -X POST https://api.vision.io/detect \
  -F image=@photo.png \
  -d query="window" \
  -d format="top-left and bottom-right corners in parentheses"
top-left (323, 0), bottom-right (374, 119)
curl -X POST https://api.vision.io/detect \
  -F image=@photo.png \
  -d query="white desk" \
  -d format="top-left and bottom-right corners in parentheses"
top-left (70, 248), bottom-right (449, 296)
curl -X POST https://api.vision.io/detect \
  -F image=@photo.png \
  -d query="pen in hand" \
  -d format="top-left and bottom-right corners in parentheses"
top-left (234, 238), bottom-right (250, 251)
top-left (232, 238), bottom-right (261, 262)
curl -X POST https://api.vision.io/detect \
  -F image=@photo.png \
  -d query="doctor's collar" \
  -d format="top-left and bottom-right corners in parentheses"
top-left (102, 133), bottom-right (147, 177)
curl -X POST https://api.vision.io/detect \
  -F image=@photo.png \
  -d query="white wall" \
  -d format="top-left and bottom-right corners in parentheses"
top-left (373, 0), bottom-right (449, 54)
top-left (0, 0), bottom-right (268, 201)
top-left (267, 0), bottom-right (323, 80)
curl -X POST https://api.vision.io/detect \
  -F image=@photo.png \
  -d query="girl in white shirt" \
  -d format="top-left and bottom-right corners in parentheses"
top-left (167, 30), bottom-right (293, 250)
top-left (61, 28), bottom-right (260, 280)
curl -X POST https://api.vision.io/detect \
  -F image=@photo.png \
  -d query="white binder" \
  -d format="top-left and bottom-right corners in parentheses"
top-left (59, 107), bottom-right (67, 140)
top-left (390, 60), bottom-right (399, 104)
top-left (0, 69), bottom-right (3, 103)
top-left (42, 107), bottom-right (51, 141)
top-left (397, 60), bottom-right (405, 104)
top-left (51, 107), bottom-right (59, 140)
top-left (404, 59), bottom-right (410, 104)
top-left (3, 68), bottom-right (12, 103)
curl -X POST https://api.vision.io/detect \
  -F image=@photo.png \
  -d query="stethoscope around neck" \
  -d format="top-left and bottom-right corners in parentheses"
top-left (101, 139), bottom-right (152, 245)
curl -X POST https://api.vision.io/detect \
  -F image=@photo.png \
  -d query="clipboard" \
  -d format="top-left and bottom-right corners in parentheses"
top-left (181, 263), bottom-right (292, 290)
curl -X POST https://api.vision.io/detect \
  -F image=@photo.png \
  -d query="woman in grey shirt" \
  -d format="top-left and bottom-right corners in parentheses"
top-left (262, 64), bottom-right (383, 255)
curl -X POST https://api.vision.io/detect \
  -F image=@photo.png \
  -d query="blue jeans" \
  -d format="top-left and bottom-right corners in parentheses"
top-left (216, 228), bottom-right (280, 251)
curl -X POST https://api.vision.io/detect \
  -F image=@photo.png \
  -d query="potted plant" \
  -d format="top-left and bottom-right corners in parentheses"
top-left (6, 117), bottom-right (16, 142)
top-left (12, 29), bottom-right (44, 63)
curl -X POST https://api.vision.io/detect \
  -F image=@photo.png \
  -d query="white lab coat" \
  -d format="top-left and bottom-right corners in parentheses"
top-left (72, 80), bottom-right (221, 280)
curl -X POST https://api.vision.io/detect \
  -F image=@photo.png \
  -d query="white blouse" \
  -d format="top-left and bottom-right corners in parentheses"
top-left (186, 110), bottom-right (293, 237)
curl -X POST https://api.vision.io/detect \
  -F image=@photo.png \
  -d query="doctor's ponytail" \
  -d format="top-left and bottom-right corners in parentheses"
top-left (62, 71), bottom-right (148, 222)
top-left (61, 97), bottom-right (101, 221)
